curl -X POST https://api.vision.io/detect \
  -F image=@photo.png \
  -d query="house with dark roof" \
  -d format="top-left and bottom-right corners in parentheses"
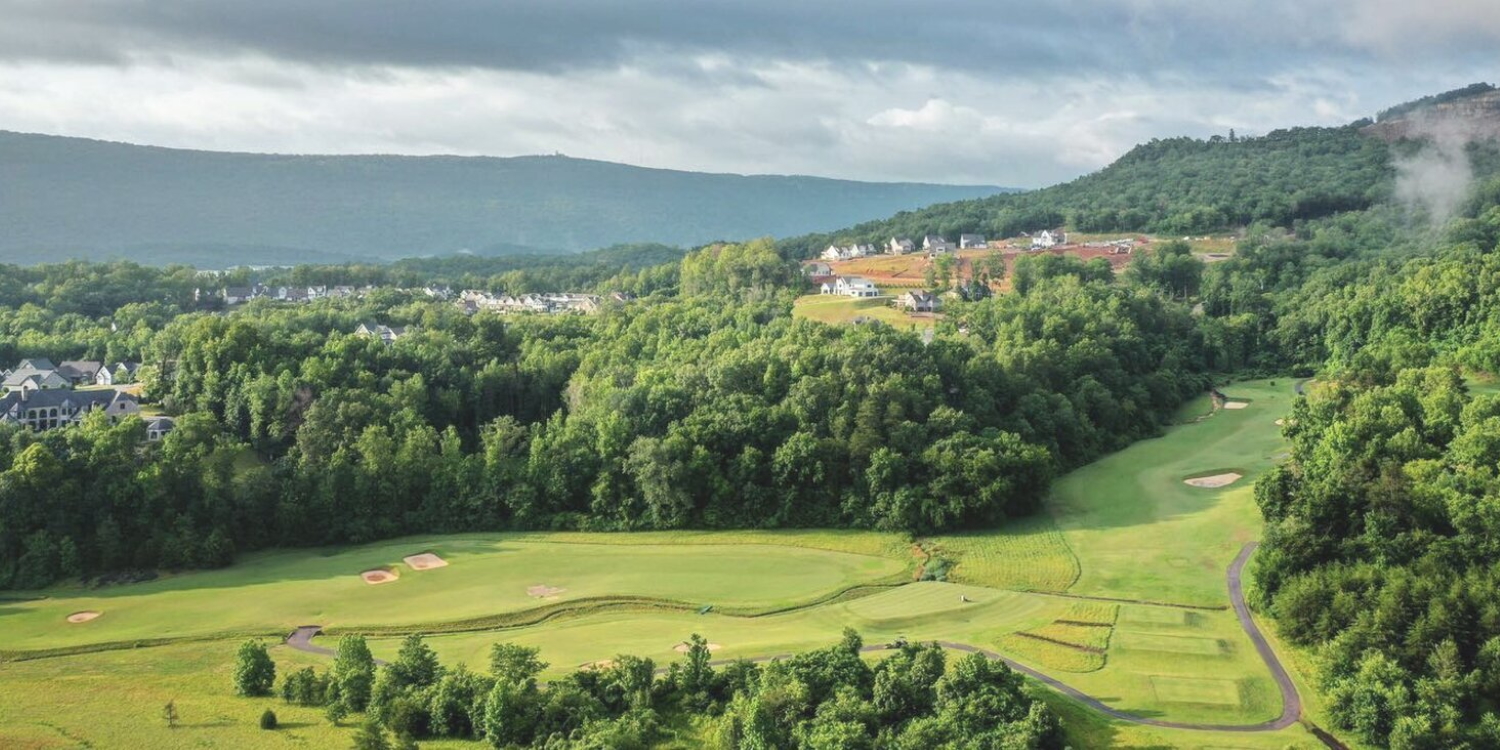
top-left (356, 323), bottom-right (408, 344)
top-left (57, 361), bottom-right (105, 386)
top-left (898, 290), bottom-right (942, 313)
top-left (0, 388), bottom-right (140, 431)
top-left (959, 234), bottom-right (987, 249)
top-left (16, 358), bottom-right (56, 372)
top-left (2, 367), bottom-right (70, 394)
top-left (96, 362), bottom-right (140, 386)
top-left (146, 416), bottom-right (176, 441)
top-left (922, 235), bottom-right (953, 254)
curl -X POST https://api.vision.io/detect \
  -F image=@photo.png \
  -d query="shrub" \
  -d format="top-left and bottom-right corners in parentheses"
top-left (259, 709), bottom-right (278, 730)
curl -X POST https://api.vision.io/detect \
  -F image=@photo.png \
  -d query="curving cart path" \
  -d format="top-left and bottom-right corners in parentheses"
top-left (284, 542), bottom-right (1333, 739)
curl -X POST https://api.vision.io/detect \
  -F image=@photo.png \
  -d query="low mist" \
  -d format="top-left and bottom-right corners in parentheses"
top-left (1393, 116), bottom-right (1480, 226)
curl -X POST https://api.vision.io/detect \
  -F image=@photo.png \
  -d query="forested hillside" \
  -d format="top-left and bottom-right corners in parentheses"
top-left (0, 131), bottom-right (1009, 267)
top-left (780, 125), bottom-right (1393, 257)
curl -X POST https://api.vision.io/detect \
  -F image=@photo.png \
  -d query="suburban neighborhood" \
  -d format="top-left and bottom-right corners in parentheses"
top-left (0, 357), bottom-right (166, 436)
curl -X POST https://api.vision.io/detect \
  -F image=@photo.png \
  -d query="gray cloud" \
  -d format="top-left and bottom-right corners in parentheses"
top-left (0, 1), bottom-right (1494, 186)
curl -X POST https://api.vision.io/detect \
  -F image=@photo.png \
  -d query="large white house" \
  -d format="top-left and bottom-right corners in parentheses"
top-left (835, 276), bottom-right (880, 298)
top-left (821, 244), bottom-right (874, 262)
top-left (1030, 230), bottom-right (1064, 250)
top-left (0, 388), bottom-right (140, 431)
top-left (888, 237), bottom-right (915, 255)
top-left (959, 234), bottom-right (987, 249)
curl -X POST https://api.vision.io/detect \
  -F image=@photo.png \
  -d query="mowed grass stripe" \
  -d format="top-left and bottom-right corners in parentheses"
top-left (1, 533), bottom-right (907, 652)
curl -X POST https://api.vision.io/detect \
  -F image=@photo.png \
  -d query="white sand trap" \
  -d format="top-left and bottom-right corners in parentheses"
top-left (674, 642), bottom-right (723, 653)
top-left (1222, 401), bottom-right (1249, 410)
top-left (403, 553), bottom-right (448, 571)
top-left (527, 584), bottom-right (567, 598)
top-left (362, 569), bottom-right (399, 585)
top-left (67, 611), bottom-right (101, 624)
top-left (1185, 472), bottom-right (1243, 488)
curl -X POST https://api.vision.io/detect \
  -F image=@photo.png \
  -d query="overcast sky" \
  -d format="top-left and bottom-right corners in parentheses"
top-left (1, 1), bottom-right (1495, 187)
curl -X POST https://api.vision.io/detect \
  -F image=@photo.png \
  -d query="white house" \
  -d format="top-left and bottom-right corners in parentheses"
top-left (834, 276), bottom-right (880, 298)
top-left (888, 237), bottom-right (915, 255)
top-left (821, 245), bottom-right (847, 262)
top-left (959, 234), bottom-right (987, 249)
top-left (922, 235), bottom-right (953, 254)
top-left (1030, 230), bottom-right (1064, 250)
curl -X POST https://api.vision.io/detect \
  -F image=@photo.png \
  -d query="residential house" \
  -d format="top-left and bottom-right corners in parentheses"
top-left (0, 388), bottom-right (140, 431)
top-left (2, 367), bottom-right (70, 394)
top-left (57, 361), bottom-right (105, 386)
top-left (17, 358), bottom-right (56, 372)
top-left (145, 416), bottom-right (176, 441)
top-left (819, 280), bottom-right (838, 295)
top-left (803, 262), bottom-right (834, 277)
top-left (959, 234), bottom-right (987, 249)
top-left (355, 323), bottom-right (408, 344)
top-left (922, 235), bottom-right (953, 254)
top-left (898, 291), bottom-right (942, 313)
top-left (834, 276), bottom-right (880, 298)
top-left (1030, 230), bottom-right (1064, 250)
top-left (99, 362), bottom-right (140, 385)
top-left (888, 237), bottom-right (915, 255)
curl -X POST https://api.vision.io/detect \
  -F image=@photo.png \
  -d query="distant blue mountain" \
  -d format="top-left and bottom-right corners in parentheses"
top-left (0, 131), bottom-right (1014, 266)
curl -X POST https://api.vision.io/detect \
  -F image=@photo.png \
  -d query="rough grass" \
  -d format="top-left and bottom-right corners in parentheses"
top-left (928, 516), bottom-right (1080, 593)
top-left (792, 294), bottom-right (938, 329)
top-left (997, 633), bottom-right (1106, 673)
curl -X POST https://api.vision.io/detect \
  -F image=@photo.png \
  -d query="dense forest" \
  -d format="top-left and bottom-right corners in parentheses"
top-left (5, 85), bottom-right (1500, 747)
top-left (0, 235), bottom-right (1210, 586)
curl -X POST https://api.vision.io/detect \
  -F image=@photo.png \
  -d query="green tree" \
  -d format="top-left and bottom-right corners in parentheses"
top-left (233, 640), bottom-right (277, 697)
top-left (333, 635), bottom-right (377, 712)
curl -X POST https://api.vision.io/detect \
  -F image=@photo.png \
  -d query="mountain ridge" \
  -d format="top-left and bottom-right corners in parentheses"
top-left (0, 130), bottom-right (1015, 267)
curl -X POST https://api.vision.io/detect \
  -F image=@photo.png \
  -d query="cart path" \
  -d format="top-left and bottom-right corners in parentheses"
top-left (284, 542), bottom-right (1338, 741)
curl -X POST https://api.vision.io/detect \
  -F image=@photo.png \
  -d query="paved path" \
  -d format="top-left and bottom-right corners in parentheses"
top-left (281, 543), bottom-right (1310, 735)
top-left (285, 625), bottom-right (388, 665)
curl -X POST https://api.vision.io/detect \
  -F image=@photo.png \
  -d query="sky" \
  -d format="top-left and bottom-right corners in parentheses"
top-left (0, 1), bottom-right (1496, 188)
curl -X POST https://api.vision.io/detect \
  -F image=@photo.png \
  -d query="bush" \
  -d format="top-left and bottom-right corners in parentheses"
top-left (259, 708), bottom-right (278, 730)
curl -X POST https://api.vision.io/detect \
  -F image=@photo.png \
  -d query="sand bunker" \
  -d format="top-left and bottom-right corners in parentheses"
top-left (67, 611), bottom-right (101, 624)
top-left (403, 553), bottom-right (448, 571)
top-left (1222, 401), bottom-right (1249, 410)
top-left (362, 569), bottom-right (399, 585)
top-left (674, 641), bottom-right (723, 654)
top-left (1184, 472), bottom-right (1243, 489)
top-left (527, 584), bottom-right (567, 598)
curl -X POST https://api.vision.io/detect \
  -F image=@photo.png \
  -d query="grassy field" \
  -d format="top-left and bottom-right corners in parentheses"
top-left (1047, 380), bottom-right (1291, 607)
top-left (0, 378), bottom-right (1342, 747)
top-left (1, 534), bottom-right (907, 652)
top-left (792, 293), bottom-right (939, 329)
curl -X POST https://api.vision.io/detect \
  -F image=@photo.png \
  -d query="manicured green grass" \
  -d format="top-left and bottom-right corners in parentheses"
top-left (1, 533), bottom-right (907, 653)
top-left (792, 294), bottom-right (938, 329)
top-left (367, 582), bottom-right (1065, 675)
top-left (1046, 379), bottom-right (1292, 607)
